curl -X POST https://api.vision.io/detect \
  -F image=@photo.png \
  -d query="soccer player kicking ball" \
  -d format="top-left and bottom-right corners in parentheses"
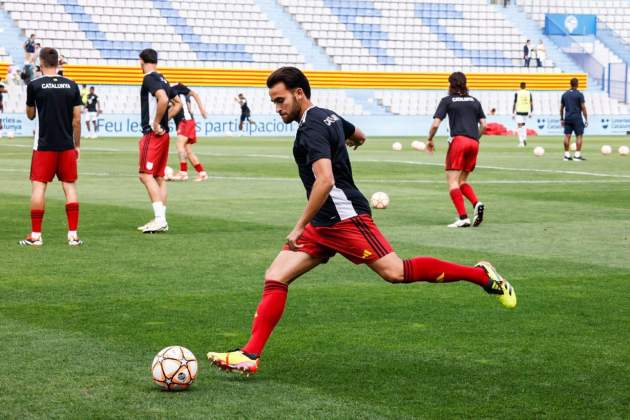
top-left (20, 47), bottom-right (83, 246)
top-left (426, 72), bottom-right (486, 229)
top-left (136, 49), bottom-right (181, 233)
top-left (169, 82), bottom-right (209, 182)
top-left (207, 67), bottom-right (516, 376)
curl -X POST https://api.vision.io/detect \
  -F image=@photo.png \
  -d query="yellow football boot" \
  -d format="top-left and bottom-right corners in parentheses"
top-left (476, 261), bottom-right (517, 309)
top-left (207, 349), bottom-right (259, 376)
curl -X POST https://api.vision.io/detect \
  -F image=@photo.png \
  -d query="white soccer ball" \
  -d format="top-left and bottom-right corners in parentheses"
top-left (601, 145), bottom-right (612, 155)
top-left (164, 166), bottom-right (174, 180)
top-left (569, 143), bottom-right (577, 151)
top-left (391, 142), bottom-right (402, 151)
top-left (411, 140), bottom-right (426, 151)
top-left (533, 146), bottom-right (545, 157)
top-left (618, 145), bottom-right (629, 156)
top-left (151, 346), bottom-right (197, 391)
top-left (6, 131), bottom-right (14, 139)
top-left (371, 192), bottom-right (390, 209)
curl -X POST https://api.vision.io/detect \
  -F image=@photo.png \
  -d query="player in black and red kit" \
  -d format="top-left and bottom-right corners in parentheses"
top-left (136, 49), bottom-right (181, 233)
top-left (426, 72), bottom-right (487, 228)
top-left (20, 47), bottom-right (83, 246)
top-left (207, 67), bottom-right (516, 375)
top-left (169, 82), bottom-right (209, 182)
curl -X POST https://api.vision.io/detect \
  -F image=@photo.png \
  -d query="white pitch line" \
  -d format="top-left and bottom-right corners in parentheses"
top-left (2, 143), bottom-right (630, 179)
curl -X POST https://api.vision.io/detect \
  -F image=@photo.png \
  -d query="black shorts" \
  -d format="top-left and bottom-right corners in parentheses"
top-left (564, 119), bottom-right (584, 136)
top-left (240, 111), bottom-right (251, 122)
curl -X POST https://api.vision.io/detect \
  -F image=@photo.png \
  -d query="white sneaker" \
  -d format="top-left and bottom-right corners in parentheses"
top-left (194, 171), bottom-right (208, 182)
top-left (472, 202), bottom-right (485, 227)
top-left (68, 235), bottom-right (83, 246)
top-left (171, 171), bottom-right (189, 181)
top-left (142, 219), bottom-right (169, 233)
top-left (137, 219), bottom-right (154, 231)
top-left (517, 142), bottom-right (525, 148)
top-left (448, 218), bottom-right (471, 228)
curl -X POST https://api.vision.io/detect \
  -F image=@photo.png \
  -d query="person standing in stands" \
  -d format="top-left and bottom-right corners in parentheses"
top-left (23, 34), bottom-right (36, 64)
top-left (561, 78), bottom-right (588, 161)
top-left (536, 40), bottom-right (546, 67)
top-left (523, 40), bottom-right (531, 67)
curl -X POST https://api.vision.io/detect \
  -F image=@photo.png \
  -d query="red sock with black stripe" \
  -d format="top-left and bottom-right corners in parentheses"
top-left (403, 257), bottom-right (489, 287)
top-left (194, 163), bottom-right (204, 173)
top-left (241, 280), bottom-right (288, 356)
top-left (65, 202), bottom-right (79, 231)
top-left (459, 183), bottom-right (478, 206)
top-left (449, 188), bottom-right (468, 218)
top-left (30, 209), bottom-right (44, 236)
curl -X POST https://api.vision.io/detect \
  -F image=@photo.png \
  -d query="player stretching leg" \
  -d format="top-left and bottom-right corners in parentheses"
top-left (235, 93), bottom-right (254, 136)
top-left (561, 78), bottom-right (588, 161)
top-left (170, 83), bottom-right (209, 182)
top-left (207, 67), bottom-right (516, 375)
top-left (426, 72), bottom-right (486, 228)
top-left (513, 82), bottom-right (533, 148)
top-left (20, 47), bottom-right (83, 246)
top-left (136, 49), bottom-right (181, 233)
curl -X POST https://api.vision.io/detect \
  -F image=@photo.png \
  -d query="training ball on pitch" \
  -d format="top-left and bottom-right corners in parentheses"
top-left (391, 142), bottom-right (402, 151)
top-left (151, 346), bottom-right (197, 391)
top-left (6, 131), bottom-right (14, 139)
top-left (618, 145), bottom-right (629, 156)
top-left (533, 146), bottom-right (545, 157)
top-left (601, 145), bottom-right (612, 155)
top-left (164, 166), bottom-right (174, 180)
top-left (569, 143), bottom-right (577, 151)
top-left (371, 192), bottom-right (390, 209)
top-left (411, 140), bottom-right (426, 151)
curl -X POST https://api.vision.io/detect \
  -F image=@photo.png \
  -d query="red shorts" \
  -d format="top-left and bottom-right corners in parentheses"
top-left (30, 149), bottom-right (78, 183)
top-left (282, 214), bottom-right (394, 264)
top-left (445, 135), bottom-right (479, 172)
top-left (139, 132), bottom-right (170, 177)
top-left (177, 119), bottom-right (197, 143)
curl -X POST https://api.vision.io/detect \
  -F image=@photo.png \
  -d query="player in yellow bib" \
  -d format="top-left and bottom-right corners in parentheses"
top-left (512, 82), bottom-right (533, 147)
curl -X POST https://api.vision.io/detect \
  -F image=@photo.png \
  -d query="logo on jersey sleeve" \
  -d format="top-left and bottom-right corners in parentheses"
top-left (323, 114), bottom-right (340, 126)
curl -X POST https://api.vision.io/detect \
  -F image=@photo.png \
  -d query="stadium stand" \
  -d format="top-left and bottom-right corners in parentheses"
top-left (3, 0), bottom-right (305, 68)
top-left (518, 0), bottom-right (630, 44)
top-left (278, 0), bottom-right (557, 72)
top-left (0, 47), bottom-right (12, 63)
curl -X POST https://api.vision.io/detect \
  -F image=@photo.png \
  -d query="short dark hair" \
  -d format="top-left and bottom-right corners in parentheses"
top-left (90, 86), bottom-right (95, 90)
top-left (448, 71), bottom-right (468, 96)
top-left (30, 33), bottom-right (35, 38)
top-left (139, 48), bottom-right (158, 64)
top-left (39, 47), bottom-right (59, 68)
top-left (570, 77), bottom-right (579, 88)
top-left (520, 82), bottom-right (526, 89)
top-left (526, 39), bottom-right (530, 43)
top-left (266, 67), bottom-right (311, 99)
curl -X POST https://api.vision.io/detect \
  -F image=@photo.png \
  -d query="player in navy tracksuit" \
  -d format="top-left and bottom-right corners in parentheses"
top-left (561, 78), bottom-right (588, 161)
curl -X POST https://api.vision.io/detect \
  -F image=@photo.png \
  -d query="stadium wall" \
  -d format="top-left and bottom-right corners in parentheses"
top-left (3, 114), bottom-right (629, 137)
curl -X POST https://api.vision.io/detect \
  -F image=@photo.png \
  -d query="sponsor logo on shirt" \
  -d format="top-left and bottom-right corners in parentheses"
top-left (323, 114), bottom-right (340, 126)
top-left (451, 97), bottom-right (475, 102)
top-left (41, 83), bottom-right (71, 89)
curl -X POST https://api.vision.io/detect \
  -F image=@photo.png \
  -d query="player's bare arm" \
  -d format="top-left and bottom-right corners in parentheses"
top-left (345, 126), bottom-right (366, 150)
top-left (426, 117), bottom-right (441, 152)
top-left (190, 91), bottom-right (208, 118)
top-left (151, 89), bottom-right (169, 134)
top-left (167, 95), bottom-right (182, 120)
top-left (478, 118), bottom-right (487, 138)
top-left (581, 102), bottom-right (588, 127)
top-left (73, 105), bottom-right (82, 159)
top-left (286, 158), bottom-right (335, 250)
top-left (26, 105), bottom-right (36, 120)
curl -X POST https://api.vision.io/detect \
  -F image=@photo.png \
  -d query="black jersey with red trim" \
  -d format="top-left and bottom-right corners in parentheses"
top-left (172, 83), bottom-right (194, 126)
top-left (26, 75), bottom-right (82, 151)
top-left (140, 71), bottom-right (173, 134)
top-left (293, 106), bottom-right (371, 227)
top-left (433, 94), bottom-right (486, 140)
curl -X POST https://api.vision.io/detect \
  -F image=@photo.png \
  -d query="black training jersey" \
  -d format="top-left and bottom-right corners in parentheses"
top-left (293, 106), bottom-right (371, 227)
top-left (561, 89), bottom-right (585, 121)
top-left (140, 71), bottom-right (172, 134)
top-left (433, 94), bottom-right (486, 140)
top-left (86, 93), bottom-right (98, 112)
top-left (240, 99), bottom-right (250, 114)
top-left (0, 82), bottom-right (4, 102)
top-left (172, 83), bottom-right (193, 125)
top-left (26, 75), bottom-right (82, 151)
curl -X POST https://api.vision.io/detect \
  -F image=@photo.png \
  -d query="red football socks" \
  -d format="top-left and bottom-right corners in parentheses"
top-left (449, 188), bottom-right (468, 218)
top-left (459, 183), bottom-right (478, 206)
top-left (194, 163), bottom-right (204, 173)
top-left (30, 209), bottom-right (44, 234)
top-left (65, 202), bottom-right (79, 231)
top-left (403, 257), bottom-right (489, 287)
top-left (180, 162), bottom-right (188, 172)
top-left (242, 280), bottom-right (288, 356)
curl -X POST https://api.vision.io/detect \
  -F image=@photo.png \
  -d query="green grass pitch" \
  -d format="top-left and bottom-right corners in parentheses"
top-left (1, 134), bottom-right (629, 418)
